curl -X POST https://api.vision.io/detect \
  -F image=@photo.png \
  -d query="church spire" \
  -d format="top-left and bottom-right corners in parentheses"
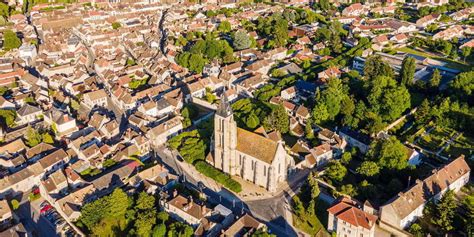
top-left (216, 93), bottom-right (232, 117)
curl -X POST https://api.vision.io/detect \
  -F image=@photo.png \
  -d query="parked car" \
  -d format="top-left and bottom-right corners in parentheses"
top-left (40, 205), bottom-right (53, 214)
top-left (40, 201), bottom-right (50, 209)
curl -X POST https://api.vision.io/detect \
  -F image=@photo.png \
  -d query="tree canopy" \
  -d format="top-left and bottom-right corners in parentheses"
top-left (233, 30), bottom-right (251, 50)
top-left (400, 56), bottom-right (415, 86)
top-left (263, 104), bottom-right (289, 134)
top-left (3, 30), bottom-right (21, 51)
top-left (367, 137), bottom-right (408, 170)
top-left (363, 55), bottom-right (394, 80)
top-left (325, 161), bottom-right (347, 182)
top-left (431, 190), bottom-right (457, 233)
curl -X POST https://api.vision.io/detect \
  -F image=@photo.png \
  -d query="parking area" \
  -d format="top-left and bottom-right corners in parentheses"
top-left (38, 200), bottom-right (78, 237)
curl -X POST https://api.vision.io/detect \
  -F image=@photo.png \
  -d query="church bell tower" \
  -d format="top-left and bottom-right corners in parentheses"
top-left (213, 95), bottom-right (238, 176)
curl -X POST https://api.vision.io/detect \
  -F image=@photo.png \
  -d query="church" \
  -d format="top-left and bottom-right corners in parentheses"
top-left (207, 96), bottom-right (290, 192)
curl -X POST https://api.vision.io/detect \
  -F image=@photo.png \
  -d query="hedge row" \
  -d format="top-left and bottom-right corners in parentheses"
top-left (194, 161), bottom-right (242, 193)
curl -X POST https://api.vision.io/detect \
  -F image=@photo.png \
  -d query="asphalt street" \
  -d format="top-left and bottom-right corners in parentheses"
top-left (153, 145), bottom-right (300, 236)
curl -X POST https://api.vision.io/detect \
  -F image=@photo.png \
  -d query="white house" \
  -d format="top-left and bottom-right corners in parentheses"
top-left (327, 197), bottom-right (378, 237)
top-left (380, 156), bottom-right (470, 229)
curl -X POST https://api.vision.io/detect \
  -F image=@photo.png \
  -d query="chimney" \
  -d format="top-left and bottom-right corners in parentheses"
top-left (63, 114), bottom-right (69, 122)
top-left (173, 189), bottom-right (178, 198)
top-left (407, 176), bottom-right (411, 189)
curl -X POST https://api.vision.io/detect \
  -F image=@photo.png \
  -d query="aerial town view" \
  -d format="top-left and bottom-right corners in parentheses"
top-left (0, 0), bottom-right (472, 236)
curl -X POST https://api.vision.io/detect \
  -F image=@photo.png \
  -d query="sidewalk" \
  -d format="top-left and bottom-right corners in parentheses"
top-left (239, 168), bottom-right (311, 202)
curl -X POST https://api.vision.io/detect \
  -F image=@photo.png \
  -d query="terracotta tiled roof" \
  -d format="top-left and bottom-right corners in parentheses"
top-left (328, 197), bottom-right (377, 230)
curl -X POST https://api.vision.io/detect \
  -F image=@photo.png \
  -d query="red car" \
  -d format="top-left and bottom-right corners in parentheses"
top-left (40, 205), bottom-right (52, 214)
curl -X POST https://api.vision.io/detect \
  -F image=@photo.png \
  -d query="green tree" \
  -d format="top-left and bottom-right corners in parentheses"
top-left (292, 195), bottom-right (305, 217)
top-left (273, 18), bottom-right (289, 47)
top-left (368, 137), bottom-right (408, 170)
top-left (400, 56), bottom-right (415, 86)
top-left (429, 69), bottom-right (441, 90)
top-left (367, 76), bottom-right (410, 122)
top-left (426, 23), bottom-right (438, 33)
top-left (3, 30), bottom-right (21, 51)
top-left (319, 0), bottom-right (330, 11)
top-left (356, 161), bottom-right (380, 177)
top-left (135, 211), bottom-right (157, 236)
top-left (341, 152), bottom-right (352, 165)
top-left (10, 199), bottom-right (19, 210)
top-left (318, 78), bottom-right (346, 120)
top-left (340, 184), bottom-right (357, 196)
top-left (188, 53), bottom-right (207, 73)
top-left (305, 119), bottom-right (314, 139)
top-left (0, 3), bottom-right (9, 18)
top-left (157, 211), bottom-right (169, 223)
top-left (152, 224), bottom-right (166, 237)
top-left (461, 47), bottom-right (471, 63)
top-left (463, 194), bottom-right (474, 236)
top-left (42, 132), bottom-right (54, 144)
top-left (112, 22), bottom-right (121, 30)
top-left (432, 190), bottom-right (457, 232)
top-left (233, 30), bottom-right (251, 50)
top-left (218, 20), bottom-right (231, 33)
top-left (408, 223), bottom-right (425, 237)
top-left (108, 188), bottom-right (131, 219)
top-left (245, 112), bottom-right (260, 129)
top-left (0, 109), bottom-right (16, 128)
top-left (449, 71), bottom-right (474, 101)
top-left (25, 127), bottom-right (42, 147)
top-left (263, 104), bottom-right (289, 133)
top-left (136, 192), bottom-right (155, 211)
top-left (312, 102), bottom-right (329, 124)
top-left (175, 35), bottom-right (188, 47)
top-left (308, 171), bottom-right (320, 199)
top-left (340, 96), bottom-right (355, 126)
top-left (414, 99), bottom-right (431, 125)
top-left (325, 161), bottom-right (347, 182)
top-left (363, 55), bottom-right (394, 80)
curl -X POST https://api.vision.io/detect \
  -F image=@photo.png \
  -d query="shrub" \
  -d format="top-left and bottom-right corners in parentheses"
top-left (194, 161), bottom-right (242, 193)
top-left (10, 199), bottom-right (19, 210)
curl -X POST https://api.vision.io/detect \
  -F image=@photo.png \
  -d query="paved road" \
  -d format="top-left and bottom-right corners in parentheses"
top-left (17, 198), bottom-right (59, 237)
top-left (154, 146), bottom-right (301, 236)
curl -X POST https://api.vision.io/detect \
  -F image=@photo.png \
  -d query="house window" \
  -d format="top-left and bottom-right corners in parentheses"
top-left (278, 163), bottom-right (281, 174)
top-left (263, 166), bottom-right (266, 176)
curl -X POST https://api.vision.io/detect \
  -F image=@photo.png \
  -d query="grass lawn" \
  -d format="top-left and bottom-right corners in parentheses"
top-left (398, 47), bottom-right (471, 71)
top-left (293, 200), bottom-right (330, 236)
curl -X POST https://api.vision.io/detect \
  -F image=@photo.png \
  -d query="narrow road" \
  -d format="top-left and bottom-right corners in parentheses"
top-left (158, 9), bottom-right (169, 55)
top-left (153, 145), bottom-right (310, 236)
